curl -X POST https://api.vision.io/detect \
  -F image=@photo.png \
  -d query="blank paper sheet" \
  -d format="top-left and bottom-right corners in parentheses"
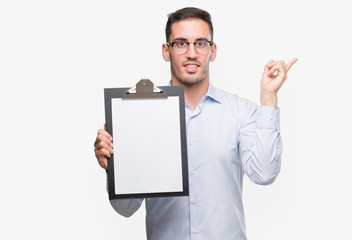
top-left (111, 96), bottom-right (183, 195)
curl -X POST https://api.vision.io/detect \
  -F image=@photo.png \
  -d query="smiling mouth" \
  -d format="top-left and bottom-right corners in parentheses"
top-left (183, 63), bottom-right (200, 72)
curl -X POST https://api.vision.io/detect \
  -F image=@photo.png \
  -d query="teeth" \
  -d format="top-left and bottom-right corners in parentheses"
top-left (186, 65), bottom-right (198, 68)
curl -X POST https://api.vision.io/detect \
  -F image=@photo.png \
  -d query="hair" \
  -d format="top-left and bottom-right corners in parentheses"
top-left (165, 7), bottom-right (214, 42)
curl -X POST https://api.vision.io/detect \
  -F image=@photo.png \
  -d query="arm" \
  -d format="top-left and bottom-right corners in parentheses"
top-left (94, 126), bottom-right (143, 217)
top-left (239, 58), bottom-right (297, 184)
top-left (239, 103), bottom-right (282, 185)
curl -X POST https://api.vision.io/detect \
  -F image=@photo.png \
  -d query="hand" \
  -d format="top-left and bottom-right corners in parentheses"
top-left (260, 58), bottom-right (297, 108)
top-left (94, 124), bottom-right (113, 170)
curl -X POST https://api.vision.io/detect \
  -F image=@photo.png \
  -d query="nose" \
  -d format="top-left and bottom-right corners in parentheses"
top-left (186, 42), bottom-right (197, 58)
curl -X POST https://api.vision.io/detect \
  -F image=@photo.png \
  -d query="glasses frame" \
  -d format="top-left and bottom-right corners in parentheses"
top-left (167, 40), bottom-right (214, 55)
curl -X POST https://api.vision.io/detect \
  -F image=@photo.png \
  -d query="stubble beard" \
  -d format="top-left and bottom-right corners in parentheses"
top-left (170, 58), bottom-right (209, 86)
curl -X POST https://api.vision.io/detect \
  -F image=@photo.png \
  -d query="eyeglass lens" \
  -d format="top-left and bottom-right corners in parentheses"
top-left (172, 41), bottom-right (211, 54)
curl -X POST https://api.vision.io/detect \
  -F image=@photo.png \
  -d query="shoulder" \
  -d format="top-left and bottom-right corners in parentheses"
top-left (212, 85), bottom-right (258, 111)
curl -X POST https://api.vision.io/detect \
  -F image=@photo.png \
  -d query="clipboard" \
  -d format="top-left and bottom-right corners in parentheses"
top-left (104, 79), bottom-right (189, 200)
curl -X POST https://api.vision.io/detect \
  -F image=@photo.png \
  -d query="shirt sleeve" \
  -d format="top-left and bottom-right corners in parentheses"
top-left (106, 176), bottom-right (144, 217)
top-left (109, 198), bottom-right (144, 218)
top-left (239, 102), bottom-right (282, 185)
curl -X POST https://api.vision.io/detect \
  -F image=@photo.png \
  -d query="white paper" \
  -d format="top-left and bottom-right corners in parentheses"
top-left (111, 96), bottom-right (183, 195)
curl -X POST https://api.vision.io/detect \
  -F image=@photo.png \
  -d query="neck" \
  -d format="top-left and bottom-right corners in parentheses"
top-left (172, 78), bottom-right (209, 110)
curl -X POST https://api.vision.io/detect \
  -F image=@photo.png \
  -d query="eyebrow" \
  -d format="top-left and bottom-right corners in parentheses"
top-left (171, 37), bottom-right (209, 42)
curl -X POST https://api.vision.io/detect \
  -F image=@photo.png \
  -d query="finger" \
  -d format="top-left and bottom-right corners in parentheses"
top-left (266, 62), bottom-right (283, 78)
top-left (263, 59), bottom-right (274, 76)
top-left (94, 133), bottom-right (107, 147)
top-left (96, 147), bottom-right (112, 159)
top-left (267, 59), bottom-right (274, 65)
top-left (96, 141), bottom-right (114, 155)
top-left (97, 129), bottom-right (113, 141)
top-left (267, 63), bottom-right (284, 77)
top-left (285, 58), bottom-right (298, 72)
top-left (95, 146), bottom-right (112, 163)
top-left (94, 133), bottom-right (114, 150)
top-left (94, 143), bottom-right (111, 169)
top-left (267, 60), bottom-right (285, 69)
top-left (264, 59), bottom-right (274, 70)
top-left (95, 135), bottom-right (114, 152)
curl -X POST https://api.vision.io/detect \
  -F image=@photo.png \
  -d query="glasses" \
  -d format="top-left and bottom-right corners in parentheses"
top-left (167, 40), bottom-right (213, 55)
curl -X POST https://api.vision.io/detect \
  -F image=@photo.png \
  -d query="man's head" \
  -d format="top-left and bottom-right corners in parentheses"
top-left (162, 7), bottom-right (217, 87)
top-left (165, 7), bottom-right (214, 43)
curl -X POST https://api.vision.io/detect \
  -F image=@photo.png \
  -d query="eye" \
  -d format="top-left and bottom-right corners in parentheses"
top-left (195, 40), bottom-right (206, 47)
top-left (176, 41), bottom-right (187, 47)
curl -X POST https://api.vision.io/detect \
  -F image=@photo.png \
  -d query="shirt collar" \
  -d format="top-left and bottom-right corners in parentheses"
top-left (205, 83), bottom-right (222, 104)
top-left (168, 80), bottom-right (222, 104)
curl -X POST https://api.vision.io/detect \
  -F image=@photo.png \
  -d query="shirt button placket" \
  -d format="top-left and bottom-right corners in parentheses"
top-left (187, 109), bottom-right (200, 240)
top-left (190, 165), bottom-right (198, 233)
top-left (189, 157), bottom-right (199, 239)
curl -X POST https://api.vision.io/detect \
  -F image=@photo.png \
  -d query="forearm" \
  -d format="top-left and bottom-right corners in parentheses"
top-left (246, 128), bottom-right (282, 185)
top-left (240, 106), bottom-right (282, 185)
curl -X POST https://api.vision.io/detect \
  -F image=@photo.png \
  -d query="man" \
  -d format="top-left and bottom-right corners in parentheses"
top-left (94, 7), bottom-right (297, 240)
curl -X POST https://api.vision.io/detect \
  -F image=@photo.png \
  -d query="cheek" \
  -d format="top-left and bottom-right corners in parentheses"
top-left (206, 51), bottom-right (212, 61)
top-left (170, 56), bottom-right (182, 70)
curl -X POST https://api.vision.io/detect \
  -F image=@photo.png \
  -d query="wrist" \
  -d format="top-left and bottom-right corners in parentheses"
top-left (260, 92), bottom-right (277, 108)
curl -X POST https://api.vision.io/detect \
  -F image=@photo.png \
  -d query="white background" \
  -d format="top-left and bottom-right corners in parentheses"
top-left (1, 0), bottom-right (351, 239)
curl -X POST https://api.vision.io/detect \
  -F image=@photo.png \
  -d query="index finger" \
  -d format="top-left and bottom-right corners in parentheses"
top-left (285, 58), bottom-right (298, 72)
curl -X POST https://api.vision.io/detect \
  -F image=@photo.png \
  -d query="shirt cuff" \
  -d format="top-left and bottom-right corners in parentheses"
top-left (256, 106), bottom-right (280, 130)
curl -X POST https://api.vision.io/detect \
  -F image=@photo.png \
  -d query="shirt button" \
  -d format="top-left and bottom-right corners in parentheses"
top-left (191, 170), bottom-right (196, 175)
top-left (192, 200), bottom-right (197, 204)
top-left (193, 229), bottom-right (199, 234)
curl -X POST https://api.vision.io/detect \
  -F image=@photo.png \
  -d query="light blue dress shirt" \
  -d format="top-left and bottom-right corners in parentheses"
top-left (110, 83), bottom-right (282, 240)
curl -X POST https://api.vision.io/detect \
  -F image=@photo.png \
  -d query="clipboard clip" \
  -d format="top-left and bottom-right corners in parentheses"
top-left (122, 79), bottom-right (168, 100)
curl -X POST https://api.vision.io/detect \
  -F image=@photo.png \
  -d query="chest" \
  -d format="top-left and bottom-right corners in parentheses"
top-left (185, 101), bottom-right (241, 165)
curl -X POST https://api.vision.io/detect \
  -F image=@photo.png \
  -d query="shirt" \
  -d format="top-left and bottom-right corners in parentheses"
top-left (109, 83), bottom-right (282, 240)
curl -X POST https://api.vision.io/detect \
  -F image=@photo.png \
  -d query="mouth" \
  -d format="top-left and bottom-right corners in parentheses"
top-left (183, 63), bottom-right (200, 73)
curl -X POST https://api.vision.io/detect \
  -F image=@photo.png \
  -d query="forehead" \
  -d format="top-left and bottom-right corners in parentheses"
top-left (170, 18), bottom-right (211, 41)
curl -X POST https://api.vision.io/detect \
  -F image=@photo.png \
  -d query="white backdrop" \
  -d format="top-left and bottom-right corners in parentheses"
top-left (1, 0), bottom-right (351, 239)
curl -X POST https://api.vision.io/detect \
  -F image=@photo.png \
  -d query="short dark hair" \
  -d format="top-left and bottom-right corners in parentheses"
top-left (165, 7), bottom-right (214, 42)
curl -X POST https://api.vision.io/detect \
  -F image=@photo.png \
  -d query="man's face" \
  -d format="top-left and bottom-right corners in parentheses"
top-left (162, 18), bottom-right (217, 86)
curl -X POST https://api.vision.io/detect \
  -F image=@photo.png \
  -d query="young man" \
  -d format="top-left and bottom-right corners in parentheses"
top-left (94, 7), bottom-right (297, 240)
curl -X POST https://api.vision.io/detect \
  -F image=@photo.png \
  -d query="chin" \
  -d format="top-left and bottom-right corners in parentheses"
top-left (178, 78), bottom-right (202, 86)
top-left (176, 73), bottom-right (206, 86)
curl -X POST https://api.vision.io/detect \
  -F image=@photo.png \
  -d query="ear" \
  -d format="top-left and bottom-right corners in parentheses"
top-left (209, 43), bottom-right (217, 62)
top-left (162, 43), bottom-right (170, 62)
